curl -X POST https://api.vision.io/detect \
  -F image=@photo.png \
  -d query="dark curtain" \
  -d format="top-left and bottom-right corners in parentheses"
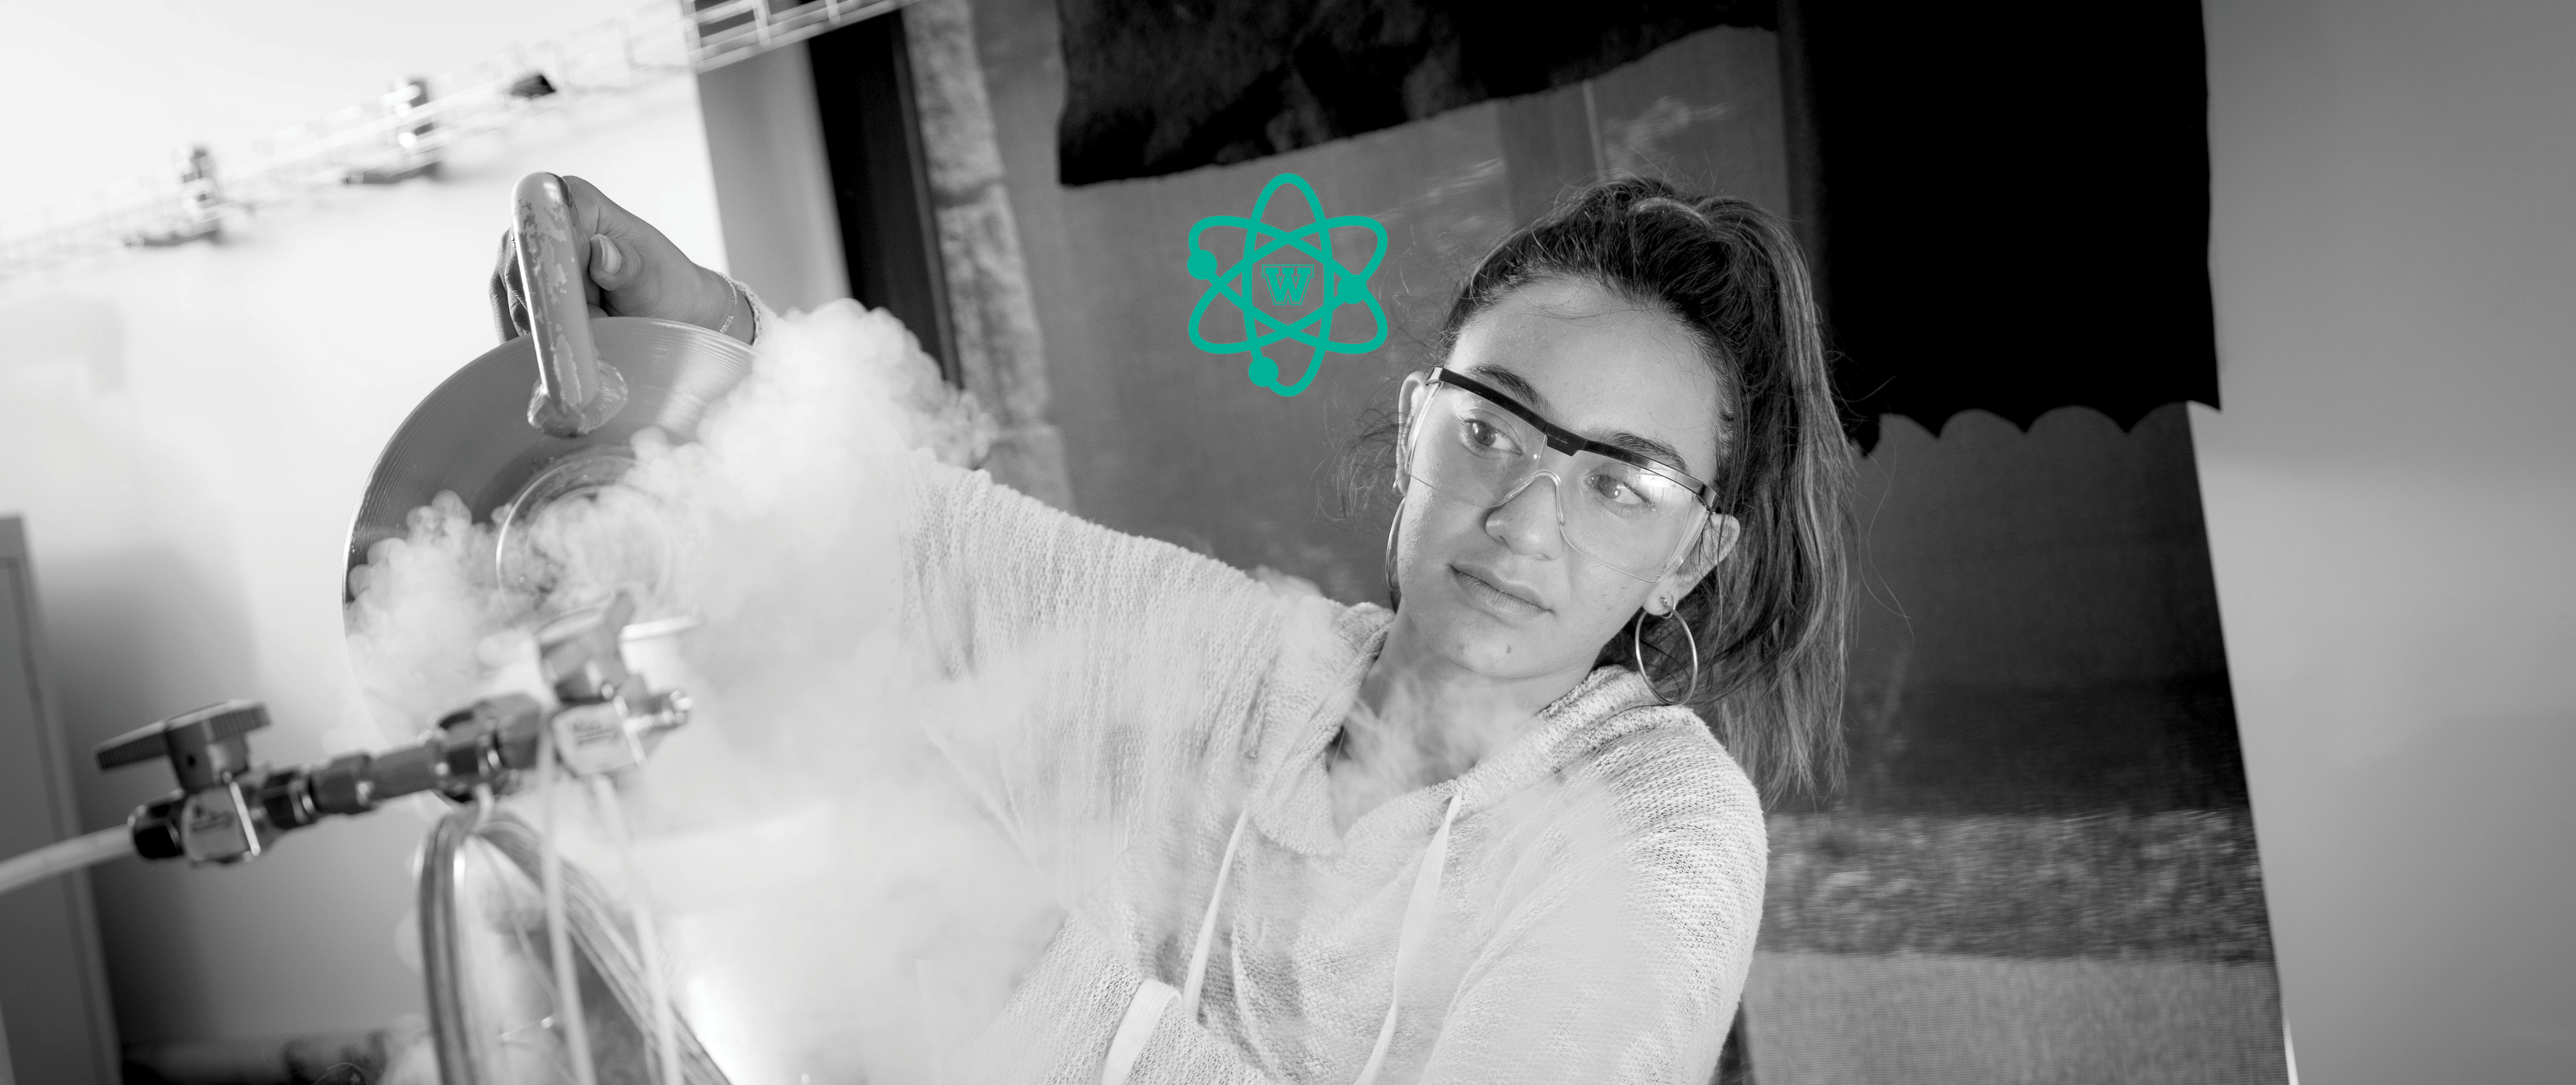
top-left (1784, 0), bottom-right (2217, 448)
top-left (1055, 0), bottom-right (1774, 185)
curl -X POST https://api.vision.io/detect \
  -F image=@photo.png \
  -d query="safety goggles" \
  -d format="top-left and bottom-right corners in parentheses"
top-left (1402, 368), bottom-right (1721, 582)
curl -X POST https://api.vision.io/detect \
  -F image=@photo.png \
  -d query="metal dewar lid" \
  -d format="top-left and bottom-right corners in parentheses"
top-left (344, 173), bottom-right (754, 600)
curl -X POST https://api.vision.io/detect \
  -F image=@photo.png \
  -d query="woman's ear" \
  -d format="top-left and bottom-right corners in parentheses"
top-left (1396, 371), bottom-right (1429, 432)
top-left (1704, 514), bottom-right (1743, 569)
top-left (1654, 514), bottom-right (1741, 612)
top-left (1393, 370), bottom-right (1430, 490)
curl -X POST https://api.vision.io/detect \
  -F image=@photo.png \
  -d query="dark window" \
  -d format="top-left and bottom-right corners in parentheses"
top-left (809, 10), bottom-right (960, 384)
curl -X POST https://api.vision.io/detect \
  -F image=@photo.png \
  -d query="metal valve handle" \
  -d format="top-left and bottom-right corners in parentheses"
top-left (96, 701), bottom-right (275, 863)
top-left (95, 700), bottom-right (268, 791)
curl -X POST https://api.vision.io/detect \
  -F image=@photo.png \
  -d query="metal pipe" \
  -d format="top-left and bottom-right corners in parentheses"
top-left (418, 810), bottom-right (489, 1085)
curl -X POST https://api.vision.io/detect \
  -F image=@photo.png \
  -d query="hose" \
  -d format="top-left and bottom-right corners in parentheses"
top-left (0, 826), bottom-right (132, 898)
top-left (588, 775), bottom-right (682, 1085)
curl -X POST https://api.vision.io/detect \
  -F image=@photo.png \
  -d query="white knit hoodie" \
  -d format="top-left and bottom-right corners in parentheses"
top-left (893, 452), bottom-right (1767, 1085)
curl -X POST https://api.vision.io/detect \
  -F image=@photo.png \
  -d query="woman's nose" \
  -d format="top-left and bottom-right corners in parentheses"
top-left (1485, 472), bottom-right (1565, 558)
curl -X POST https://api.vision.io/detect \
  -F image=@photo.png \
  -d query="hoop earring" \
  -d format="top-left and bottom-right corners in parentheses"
top-left (1383, 499), bottom-right (1406, 608)
top-left (1386, 406), bottom-right (1410, 607)
top-left (1631, 599), bottom-right (1702, 707)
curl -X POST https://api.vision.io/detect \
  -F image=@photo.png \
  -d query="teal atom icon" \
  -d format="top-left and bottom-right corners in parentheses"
top-left (1185, 173), bottom-right (1388, 396)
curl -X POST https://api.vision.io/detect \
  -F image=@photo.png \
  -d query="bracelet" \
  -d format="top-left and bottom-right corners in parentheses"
top-left (713, 276), bottom-right (746, 338)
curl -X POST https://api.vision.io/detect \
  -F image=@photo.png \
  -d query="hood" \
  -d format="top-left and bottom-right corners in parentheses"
top-left (1242, 599), bottom-right (1705, 858)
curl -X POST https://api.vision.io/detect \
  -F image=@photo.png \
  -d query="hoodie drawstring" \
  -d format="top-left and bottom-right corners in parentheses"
top-left (1181, 807), bottom-right (1255, 1014)
top-left (1105, 791), bottom-right (1463, 1085)
top-left (1103, 807), bottom-right (1253, 1085)
top-left (1353, 789), bottom-right (1462, 1085)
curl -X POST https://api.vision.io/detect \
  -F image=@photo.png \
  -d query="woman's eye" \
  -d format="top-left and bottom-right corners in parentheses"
top-left (1588, 472), bottom-right (1648, 506)
top-left (1462, 419), bottom-right (1517, 452)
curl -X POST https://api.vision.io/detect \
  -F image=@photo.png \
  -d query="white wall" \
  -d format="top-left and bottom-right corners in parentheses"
top-left (698, 42), bottom-right (852, 314)
top-left (0, 4), bottom-right (728, 1045)
top-left (2198, 0), bottom-right (2576, 1080)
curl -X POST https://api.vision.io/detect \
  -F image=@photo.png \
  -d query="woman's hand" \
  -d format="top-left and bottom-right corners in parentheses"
top-left (486, 174), bottom-right (753, 344)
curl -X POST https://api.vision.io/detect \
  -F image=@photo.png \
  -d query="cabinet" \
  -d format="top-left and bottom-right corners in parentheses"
top-left (0, 517), bottom-right (119, 1085)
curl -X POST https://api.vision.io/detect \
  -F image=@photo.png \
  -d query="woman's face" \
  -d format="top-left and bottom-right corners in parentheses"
top-left (1387, 276), bottom-right (1740, 691)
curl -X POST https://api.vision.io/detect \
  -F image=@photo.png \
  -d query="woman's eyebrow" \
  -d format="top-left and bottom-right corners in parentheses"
top-left (1600, 432), bottom-right (1692, 476)
top-left (1463, 363), bottom-right (1548, 411)
top-left (1463, 363), bottom-right (1695, 476)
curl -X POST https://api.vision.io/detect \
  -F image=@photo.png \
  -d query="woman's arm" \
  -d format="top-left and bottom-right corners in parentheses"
top-left (893, 450), bottom-right (1294, 863)
top-left (483, 203), bottom-right (1251, 693)
top-left (898, 450), bottom-right (1281, 703)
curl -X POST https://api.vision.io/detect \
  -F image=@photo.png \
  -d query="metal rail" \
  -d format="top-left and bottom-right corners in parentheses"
top-left (0, 0), bottom-right (905, 290)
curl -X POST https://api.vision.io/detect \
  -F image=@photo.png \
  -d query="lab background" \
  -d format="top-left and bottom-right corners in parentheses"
top-left (0, 1), bottom-right (2566, 1084)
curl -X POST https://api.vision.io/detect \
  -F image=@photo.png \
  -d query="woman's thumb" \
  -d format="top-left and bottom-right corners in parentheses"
top-left (588, 233), bottom-right (631, 289)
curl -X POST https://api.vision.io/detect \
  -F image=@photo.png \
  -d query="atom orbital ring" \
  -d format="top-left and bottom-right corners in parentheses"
top-left (1185, 215), bottom-right (1387, 352)
top-left (1185, 174), bottom-right (1390, 359)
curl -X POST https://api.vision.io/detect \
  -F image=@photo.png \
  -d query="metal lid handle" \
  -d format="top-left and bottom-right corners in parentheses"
top-left (514, 172), bottom-right (629, 437)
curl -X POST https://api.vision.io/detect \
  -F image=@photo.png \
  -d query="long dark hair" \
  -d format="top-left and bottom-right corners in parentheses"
top-left (1346, 177), bottom-right (1853, 802)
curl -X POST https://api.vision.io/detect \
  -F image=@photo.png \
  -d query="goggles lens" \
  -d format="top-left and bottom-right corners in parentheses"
top-left (1405, 379), bottom-right (1712, 581)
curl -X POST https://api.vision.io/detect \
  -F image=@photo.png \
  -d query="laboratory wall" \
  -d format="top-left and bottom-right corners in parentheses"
top-left (2197, 0), bottom-right (2576, 1080)
top-left (0, 2), bottom-right (727, 1046)
top-left (972, 0), bottom-right (1792, 599)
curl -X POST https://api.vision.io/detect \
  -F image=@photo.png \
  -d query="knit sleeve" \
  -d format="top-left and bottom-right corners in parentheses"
top-left (1429, 826), bottom-right (1763, 1081)
top-left (898, 450), bottom-right (1278, 683)
top-left (1417, 740), bottom-right (1768, 1084)
top-left (893, 451), bottom-right (1288, 842)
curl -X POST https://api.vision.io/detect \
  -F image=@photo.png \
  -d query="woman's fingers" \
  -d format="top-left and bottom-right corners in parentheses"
top-left (491, 228), bottom-right (525, 341)
top-left (590, 233), bottom-right (627, 283)
top-left (558, 175), bottom-right (731, 329)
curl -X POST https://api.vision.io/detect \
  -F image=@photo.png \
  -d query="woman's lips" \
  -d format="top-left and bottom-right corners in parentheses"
top-left (1452, 565), bottom-right (1546, 618)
